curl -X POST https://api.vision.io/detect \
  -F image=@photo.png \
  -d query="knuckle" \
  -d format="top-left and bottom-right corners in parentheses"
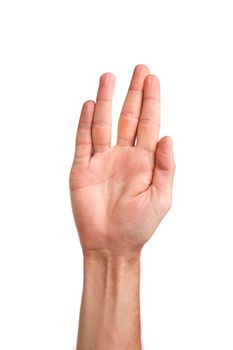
top-left (78, 122), bottom-right (92, 129)
top-left (139, 117), bottom-right (160, 127)
top-left (93, 120), bottom-right (111, 126)
top-left (120, 110), bottom-right (139, 121)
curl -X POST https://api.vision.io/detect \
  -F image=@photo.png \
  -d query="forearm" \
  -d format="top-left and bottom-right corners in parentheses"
top-left (76, 249), bottom-right (142, 350)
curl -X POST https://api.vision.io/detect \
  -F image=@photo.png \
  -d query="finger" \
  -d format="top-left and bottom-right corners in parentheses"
top-left (92, 72), bottom-right (116, 153)
top-left (136, 74), bottom-right (161, 152)
top-left (152, 136), bottom-right (176, 204)
top-left (73, 100), bottom-right (95, 165)
top-left (117, 64), bottom-right (150, 147)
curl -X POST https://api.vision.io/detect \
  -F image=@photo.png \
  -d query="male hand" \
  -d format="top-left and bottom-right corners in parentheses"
top-left (69, 65), bottom-right (175, 252)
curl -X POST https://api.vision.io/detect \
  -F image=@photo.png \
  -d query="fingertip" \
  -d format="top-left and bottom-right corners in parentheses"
top-left (130, 64), bottom-right (151, 91)
top-left (97, 73), bottom-right (116, 101)
top-left (164, 135), bottom-right (173, 147)
top-left (99, 72), bottom-right (116, 85)
top-left (81, 100), bottom-right (95, 117)
top-left (144, 74), bottom-right (160, 89)
top-left (155, 136), bottom-right (175, 171)
top-left (83, 99), bottom-right (95, 109)
top-left (134, 64), bottom-right (150, 74)
top-left (159, 136), bottom-right (173, 150)
top-left (143, 74), bottom-right (160, 102)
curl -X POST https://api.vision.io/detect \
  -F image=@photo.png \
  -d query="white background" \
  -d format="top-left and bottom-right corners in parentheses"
top-left (0, 0), bottom-right (233, 349)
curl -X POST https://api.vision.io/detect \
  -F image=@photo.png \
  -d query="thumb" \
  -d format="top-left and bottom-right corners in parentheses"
top-left (152, 136), bottom-right (176, 204)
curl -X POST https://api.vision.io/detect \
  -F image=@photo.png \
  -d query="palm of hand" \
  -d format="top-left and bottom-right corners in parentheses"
top-left (69, 65), bottom-right (175, 252)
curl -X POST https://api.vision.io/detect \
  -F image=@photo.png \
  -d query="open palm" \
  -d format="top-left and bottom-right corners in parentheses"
top-left (69, 65), bottom-right (175, 252)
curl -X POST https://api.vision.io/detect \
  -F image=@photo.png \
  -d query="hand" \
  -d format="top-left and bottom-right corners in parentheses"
top-left (69, 64), bottom-right (175, 252)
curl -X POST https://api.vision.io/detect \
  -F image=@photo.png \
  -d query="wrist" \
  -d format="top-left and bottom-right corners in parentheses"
top-left (80, 248), bottom-right (142, 349)
top-left (77, 249), bottom-right (142, 350)
top-left (83, 248), bottom-right (142, 265)
top-left (83, 249), bottom-right (142, 286)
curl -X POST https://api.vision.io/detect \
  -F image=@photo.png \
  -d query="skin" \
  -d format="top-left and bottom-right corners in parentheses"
top-left (69, 64), bottom-right (176, 349)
